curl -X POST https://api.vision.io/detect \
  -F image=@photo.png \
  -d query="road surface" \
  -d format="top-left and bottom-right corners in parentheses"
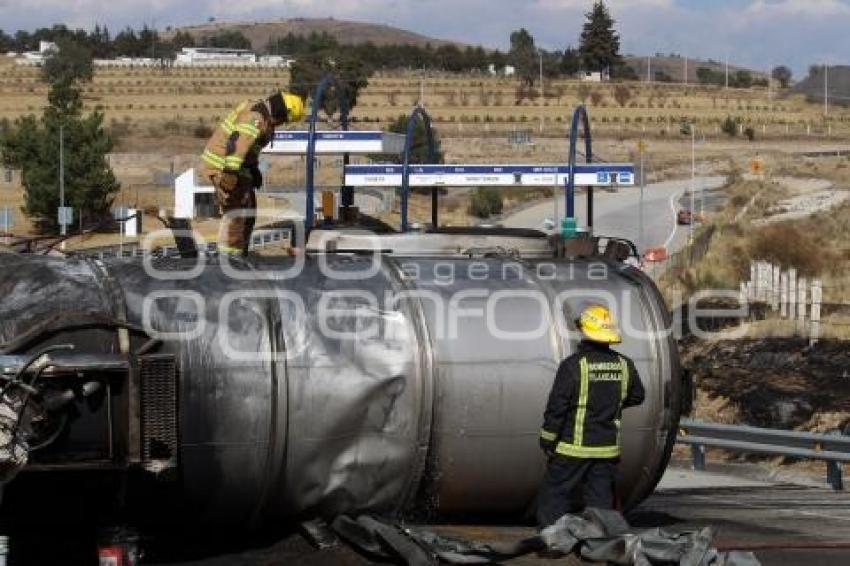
top-left (134, 465), bottom-right (850, 565)
top-left (502, 177), bottom-right (727, 254)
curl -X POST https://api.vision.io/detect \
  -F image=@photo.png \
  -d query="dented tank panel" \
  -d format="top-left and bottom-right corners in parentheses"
top-left (0, 244), bottom-right (680, 526)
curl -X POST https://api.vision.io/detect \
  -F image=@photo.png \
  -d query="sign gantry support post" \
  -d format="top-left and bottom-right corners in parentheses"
top-left (400, 106), bottom-right (438, 233)
top-left (305, 74), bottom-right (350, 231)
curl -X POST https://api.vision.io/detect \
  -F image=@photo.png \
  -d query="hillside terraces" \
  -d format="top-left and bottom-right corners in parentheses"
top-left (1, 59), bottom-right (847, 143)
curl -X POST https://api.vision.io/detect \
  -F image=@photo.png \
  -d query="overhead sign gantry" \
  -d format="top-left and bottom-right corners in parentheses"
top-left (259, 72), bottom-right (633, 236)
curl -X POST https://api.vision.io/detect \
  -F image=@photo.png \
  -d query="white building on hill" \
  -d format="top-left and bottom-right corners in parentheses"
top-left (488, 64), bottom-right (516, 77)
top-left (175, 47), bottom-right (256, 67)
top-left (14, 41), bottom-right (58, 66)
top-left (580, 70), bottom-right (610, 82)
top-left (94, 57), bottom-right (159, 68)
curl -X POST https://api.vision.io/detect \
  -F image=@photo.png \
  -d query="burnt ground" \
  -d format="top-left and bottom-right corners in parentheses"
top-left (681, 337), bottom-right (850, 433)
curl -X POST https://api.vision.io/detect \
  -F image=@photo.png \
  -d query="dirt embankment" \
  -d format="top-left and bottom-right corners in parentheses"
top-left (681, 337), bottom-right (850, 434)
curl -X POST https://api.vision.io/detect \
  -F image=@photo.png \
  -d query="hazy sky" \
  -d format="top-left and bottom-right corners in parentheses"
top-left (1, 0), bottom-right (847, 77)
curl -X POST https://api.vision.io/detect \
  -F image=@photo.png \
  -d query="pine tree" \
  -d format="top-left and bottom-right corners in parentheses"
top-left (290, 52), bottom-right (370, 116)
top-left (383, 114), bottom-right (444, 165)
top-left (508, 28), bottom-right (538, 86)
top-left (579, 1), bottom-right (622, 75)
top-left (0, 80), bottom-right (119, 233)
top-left (561, 46), bottom-right (581, 76)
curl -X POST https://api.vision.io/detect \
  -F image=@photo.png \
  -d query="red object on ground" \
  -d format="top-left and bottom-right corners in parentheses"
top-left (643, 247), bottom-right (669, 263)
top-left (98, 546), bottom-right (123, 566)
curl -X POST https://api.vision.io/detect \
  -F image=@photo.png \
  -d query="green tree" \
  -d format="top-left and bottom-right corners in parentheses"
top-left (89, 24), bottom-right (112, 57)
top-left (0, 80), bottom-right (119, 233)
top-left (468, 187), bottom-right (503, 218)
top-left (170, 30), bottom-right (196, 50)
top-left (561, 46), bottom-right (581, 76)
top-left (380, 114), bottom-right (444, 165)
top-left (112, 28), bottom-right (141, 57)
top-left (42, 39), bottom-right (93, 84)
top-left (579, 1), bottom-right (622, 75)
top-left (696, 67), bottom-right (717, 85)
top-left (772, 65), bottom-right (792, 89)
top-left (202, 30), bottom-right (252, 50)
top-left (509, 28), bottom-right (537, 86)
top-left (721, 116), bottom-right (739, 137)
top-left (731, 70), bottom-right (753, 89)
top-left (290, 52), bottom-right (370, 115)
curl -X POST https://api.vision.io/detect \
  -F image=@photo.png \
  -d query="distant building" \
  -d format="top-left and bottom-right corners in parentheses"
top-left (171, 47), bottom-right (293, 68)
top-left (487, 64), bottom-right (516, 77)
top-left (94, 57), bottom-right (159, 68)
top-left (174, 169), bottom-right (217, 220)
top-left (580, 70), bottom-right (609, 83)
top-left (175, 47), bottom-right (255, 67)
top-left (14, 41), bottom-right (58, 67)
top-left (258, 54), bottom-right (295, 68)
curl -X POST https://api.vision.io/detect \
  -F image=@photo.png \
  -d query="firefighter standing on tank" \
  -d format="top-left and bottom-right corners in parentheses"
top-left (201, 91), bottom-right (306, 255)
top-left (536, 305), bottom-right (646, 527)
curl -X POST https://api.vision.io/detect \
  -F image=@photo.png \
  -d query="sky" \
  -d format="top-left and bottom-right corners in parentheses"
top-left (1, 0), bottom-right (848, 77)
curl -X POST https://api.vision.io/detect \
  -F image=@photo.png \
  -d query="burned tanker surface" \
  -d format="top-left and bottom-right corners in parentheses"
top-left (0, 230), bottom-right (681, 532)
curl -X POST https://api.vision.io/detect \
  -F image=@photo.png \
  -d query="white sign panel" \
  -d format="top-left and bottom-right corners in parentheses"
top-left (58, 206), bottom-right (74, 226)
top-left (263, 131), bottom-right (405, 155)
top-left (344, 164), bottom-right (635, 188)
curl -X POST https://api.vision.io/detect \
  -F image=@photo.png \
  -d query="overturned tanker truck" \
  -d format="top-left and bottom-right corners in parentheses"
top-left (0, 228), bottom-right (682, 530)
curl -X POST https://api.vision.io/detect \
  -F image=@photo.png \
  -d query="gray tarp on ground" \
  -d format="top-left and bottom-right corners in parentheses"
top-left (541, 509), bottom-right (760, 566)
top-left (330, 511), bottom-right (761, 565)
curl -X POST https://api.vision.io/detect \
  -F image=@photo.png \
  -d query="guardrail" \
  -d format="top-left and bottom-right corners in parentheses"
top-left (678, 419), bottom-right (850, 491)
top-left (73, 228), bottom-right (292, 260)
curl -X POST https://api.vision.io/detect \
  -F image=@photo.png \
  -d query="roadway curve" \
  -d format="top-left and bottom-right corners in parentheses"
top-left (503, 177), bottom-right (727, 254)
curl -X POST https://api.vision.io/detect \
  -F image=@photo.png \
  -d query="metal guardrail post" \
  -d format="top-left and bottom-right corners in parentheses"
top-left (827, 461), bottom-right (844, 491)
top-left (680, 419), bottom-right (850, 490)
top-left (691, 443), bottom-right (706, 471)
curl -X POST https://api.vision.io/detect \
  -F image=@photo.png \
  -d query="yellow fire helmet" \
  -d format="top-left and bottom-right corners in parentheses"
top-left (282, 92), bottom-right (306, 122)
top-left (578, 304), bottom-right (622, 344)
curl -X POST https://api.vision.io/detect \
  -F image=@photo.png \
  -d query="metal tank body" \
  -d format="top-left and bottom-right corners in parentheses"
top-left (0, 231), bottom-right (680, 527)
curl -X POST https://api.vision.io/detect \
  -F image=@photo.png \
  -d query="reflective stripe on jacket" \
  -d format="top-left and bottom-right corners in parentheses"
top-left (200, 100), bottom-right (274, 179)
top-left (540, 341), bottom-right (645, 459)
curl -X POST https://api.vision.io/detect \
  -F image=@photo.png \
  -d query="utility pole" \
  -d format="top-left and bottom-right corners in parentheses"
top-left (824, 63), bottom-right (829, 116)
top-left (768, 66), bottom-right (772, 101)
top-left (647, 55), bottom-right (651, 82)
top-left (59, 124), bottom-right (65, 237)
top-left (150, 19), bottom-right (156, 60)
top-left (684, 55), bottom-right (688, 85)
top-left (690, 124), bottom-right (696, 245)
top-left (638, 140), bottom-right (646, 252)
top-left (725, 54), bottom-right (729, 89)
top-left (538, 49), bottom-right (544, 134)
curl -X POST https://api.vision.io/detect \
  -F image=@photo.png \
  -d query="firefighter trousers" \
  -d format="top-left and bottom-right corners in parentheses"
top-left (536, 456), bottom-right (618, 528)
top-left (210, 173), bottom-right (257, 255)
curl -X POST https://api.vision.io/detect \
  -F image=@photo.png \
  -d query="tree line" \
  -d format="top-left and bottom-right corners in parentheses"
top-left (0, 24), bottom-right (249, 60)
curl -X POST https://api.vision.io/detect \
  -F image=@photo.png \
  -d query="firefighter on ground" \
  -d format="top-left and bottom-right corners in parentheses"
top-left (536, 304), bottom-right (645, 527)
top-left (201, 91), bottom-right (306, 255)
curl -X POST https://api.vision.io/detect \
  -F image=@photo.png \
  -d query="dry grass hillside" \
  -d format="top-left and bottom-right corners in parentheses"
top-left (163, 17), bottom-right (462, 50)
top-left (1, 57), bottom-right (847, 147)
top-left (623, 54), bottom-right (767, 84)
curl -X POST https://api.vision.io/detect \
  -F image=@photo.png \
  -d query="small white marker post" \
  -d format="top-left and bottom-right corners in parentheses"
top-left (810, 280), bottom-right (823, 346)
